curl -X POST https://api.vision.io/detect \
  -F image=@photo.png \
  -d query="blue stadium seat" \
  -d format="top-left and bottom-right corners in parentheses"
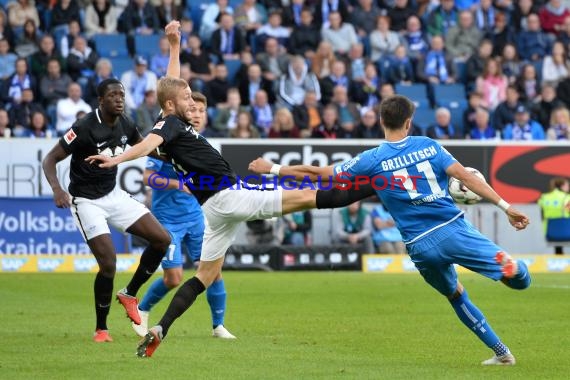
top-left (455, 61), bottom-right (467, 85)
top-left (91, 34), bottom-right (129, 58)
top-left (395, 83), bottom-right (430, 109)
top-left (413, 107), bottom-right (436, 134)
top-left (134, 34), bottom-right (162, 58)
top-left (448, 106), bottom-right (466, 136)
top-left (224, 59), bottom-right (242, 86)
top-left (433, 83), bottom-right (466, 104)
top-left (110, 57), bottom-right (134, 78)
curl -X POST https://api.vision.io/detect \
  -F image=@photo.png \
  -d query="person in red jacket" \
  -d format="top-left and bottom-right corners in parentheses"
top-left (539, 0), bottom-right (570, 35)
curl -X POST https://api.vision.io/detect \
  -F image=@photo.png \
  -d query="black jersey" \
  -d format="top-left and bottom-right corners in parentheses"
top-left (59, 108), bottom-right (142, 199)
top-left (149, 114), bottom-right (237, 204)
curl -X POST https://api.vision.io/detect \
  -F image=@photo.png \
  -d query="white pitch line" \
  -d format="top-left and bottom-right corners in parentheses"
top-left (532, 284), bottom-right (570, 289)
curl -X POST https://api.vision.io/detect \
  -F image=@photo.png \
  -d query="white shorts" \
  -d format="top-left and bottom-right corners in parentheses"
top-left (201, 186), bottom-right (283, 261)
top-left (70, 186), bottom-right (149, 241)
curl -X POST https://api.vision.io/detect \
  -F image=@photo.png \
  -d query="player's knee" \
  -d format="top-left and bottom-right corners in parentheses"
top-left (151, 229), bottom-right (171, 252)
top-left (163, 276), bottom-right (181, 289)
top-left (98, 259), bottom-right (116, 277)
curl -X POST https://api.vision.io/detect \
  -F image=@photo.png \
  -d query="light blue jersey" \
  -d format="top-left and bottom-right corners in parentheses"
top-left (333, 136), bottom-right (462, 244)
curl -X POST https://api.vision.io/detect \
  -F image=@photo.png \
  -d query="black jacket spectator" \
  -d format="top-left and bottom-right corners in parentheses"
top-left (118, 1), bottom-right (160, 35)
top-left (155, 3), bottom-right (185, 28)
top-left (66, 43), bottom-right (99, 81)
top-left (556, 77), bottom-right (570, 109)
top-left (387, 2), bottom-right (416, 32)
top-left (204, 78), bottom-right (230, 107)
top-left (532, 98), bottom-right (564, 130)
top-left (238, 78), bottom-right (275, 106)
top-left (50, 0), bottom-right (81, 31)
top-left (210, 27), bottom-right (247, 62)
top-left (288, 24), bottom-right (321, 57)
top-left (493, 101), bottom-right (522, 131)
top-left (313, 0), bottom-right (349, 28)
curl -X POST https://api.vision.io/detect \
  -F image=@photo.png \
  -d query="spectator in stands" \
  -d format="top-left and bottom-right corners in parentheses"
top-left (51, 0), bottom-right (80, 34)
top-left (250, 89), bottom-right (274, 136)
top-left (14, 19), bottom-right (40, 58)
top-left (542, 41), bottom-right (570, 86)
top-left (212, 88), bottom-right (248, 136)
top-left (557, 15), bottom-right (570, 45)
top-left (1, 57), bottom-right (36, 109)
top-left (463, 91), bottom-right (483, 135)
top-left (0, 10), bottom-right (15, 48)
top-left (416, 35), bottom-right (456, 84)
top-left (84, 0), bottom-right (120, 37)
top-left (371, 202), bottom-right (405, 254)
top-left (427, 0), bottom-right (459, 37)
top-left (333, 200), bottom-right (374, 253)
top-left (502, 104), bottom-right (546, 140)
top-left (468, 107), bottom-right (496, 140)
top-left (179, 35), bottom-right (213, 92)
top-left (539, 0), bottom-right (570, 36)
top-left (388, 0), bottom-right (416, 32)
top-left (351, 62), bottom-right (381, 108)
top-left (401, 15), bottom-right (428, 63)
top-left (59, 20), bottom-right (82, 59)
top-left (8, 87), bottom-right (45, 136)
top-left (488, 11), bottom-right (515, 57)
top-left (121, 55), bottom-right (157, 113)
top-left (500, 43), bottom-right (521, 84)
top-left (517, 13), bottom-right (553, 62)
top-left (351, 0), bottom-right (382, 37)
top-left (66, 36), bottom-right (99, 83)
top-left (205, 63), bottom-right (230, 107)
top-left (369, 15), bottom-right (401, 63)
top-left (348, 43), bottom-right (366, 82)
top-left (235, 0), bottom-right (267, 42)
top-left (282, 210), bottom-right (312, 246)
top-left (281, 0), bottom-right (304, 28)
top-left (556, 74), bottom-right (570, 108)
top-left (320, 60), bottom-right (351, 105)
top-left (149, 35), bottom-right (170, 77)
top-left (312, 104), bottom-right (342, 138)
top-left (269, 107), bottom-right (300, 138)
top-left (118, 0), bottom-right (160, 36)
top-left (473, 0), bottom-right (496, 36)
top-left (355, 107), bottom-right (384, 139)
top-left (277, 55), bottom-right (321, 109)
top-left (55, 82), bottom-right (91, 135)
top-left (379, 82), bottom-right (395, 101)
top-left (314, 0), bottom-right (350, 29)
top-left (321, 11), bottom-right (358, 57)
top-left (256, 37), bottom-right (289, 82)
top-left (516, 63), bottom-right (541, 103)
top-left (546, 106), bottom-right (570, 139)
top-left (512, 0), bottom-right (540, 32)
top-left (292, 89), bottom-right (322, 137)
top-left (211, 12), bottom-right (247, 61)
top-left (245, 219), bottom-right (282, 245)
top-left (199, 0), bottom-right (234, 42)
top-left (386, 45), bottom-right (415, 85)
top-left (84, 58), bottom-right (115, 107)
top-left (256, 9), bottom-right (290, 50)
top-left (446, 10), bottom-right (482, 62)
top-left (0, 109), bottom-right (11, 137)
top-left (155, 0), bottom-right (185, 29)
top-left (538, 177), bottom-right (570, 254)
top-left (135, 89), bottom-right (160, 136)
top-left (288, 7), bottom-right (320, 59)
top-left (238, 63), bottom-right (274, 106)
top-left (331, 85), bottom-right (360, 132)
top-left (310, 40), bottom-right (336, 80)
top-left (476, 57), bottom-right (508, 110)
top-left (0, 38), bottom-right (17, 80)
top-left (39, 57), bottom-right (71, 114)
top-left (466, 39), bottom-right (493, 87)
top-left (426, 107), bottom-right (460, 139)
top-left (31, 35), bottom-right (65, 79)
top-left (493, 85), bottom-right (523, 132)
top-left (7, 0), bottom-right (40, 34)
top-left (229, 110), bottom-right (260, 138)
top-left (179, 17), bottom-right (194, 53)
top-left (21, 110), bottom-right (48, 138)
top-left (532, 83), bottom-right (564, 128)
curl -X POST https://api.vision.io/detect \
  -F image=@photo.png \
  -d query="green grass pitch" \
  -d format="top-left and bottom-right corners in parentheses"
top-left (1, 272), bottom-right (568, 379)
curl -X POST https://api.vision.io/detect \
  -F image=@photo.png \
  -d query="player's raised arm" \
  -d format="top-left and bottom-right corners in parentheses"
top-left (85, 134), bottom-right (165, 168)
top-left (446, 162), bottom-right (530, 230)
top-left (165, 20), bottom-right (181, 78)
top-left (248, 157), bottom-right (335, 181)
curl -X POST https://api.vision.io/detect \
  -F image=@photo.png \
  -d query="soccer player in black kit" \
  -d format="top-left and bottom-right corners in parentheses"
top-left (42, 78), bottom-right (171, 342)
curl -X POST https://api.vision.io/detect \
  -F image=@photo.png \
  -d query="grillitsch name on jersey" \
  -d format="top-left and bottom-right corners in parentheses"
top-left (380, 145), bottom-right (437, 171)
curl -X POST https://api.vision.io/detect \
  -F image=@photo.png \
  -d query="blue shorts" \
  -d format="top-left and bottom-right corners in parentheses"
top-left (161, 217), bottom-right (205, 269)
top-left (406, 217), bottom-right (504, 296)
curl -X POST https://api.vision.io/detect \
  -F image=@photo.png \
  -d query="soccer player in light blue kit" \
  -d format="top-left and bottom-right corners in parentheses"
top-left (250, 95), bottom-right (531, 365)
top-left (133, 92), bottom-right (236, 339)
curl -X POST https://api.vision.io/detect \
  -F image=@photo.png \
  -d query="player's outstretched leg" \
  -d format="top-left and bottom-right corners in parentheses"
top-left (448, 286), bottom-right (515, 366)
top-left (496, 252), bottom-right (531, 290)
top-left (133, 277), bottom-right (171, 336)
top-left (208, 278), bottom-right (236, 339)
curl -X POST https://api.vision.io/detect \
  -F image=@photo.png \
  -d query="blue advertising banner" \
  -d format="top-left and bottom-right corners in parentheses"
top-left (0, 198), bottom-right (129, 254)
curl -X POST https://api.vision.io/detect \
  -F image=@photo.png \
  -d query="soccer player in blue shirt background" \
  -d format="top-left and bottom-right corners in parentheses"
top-left (134, 93), bottom-right (236, 340)
top-left (249, 95), bottom-right (531, 365)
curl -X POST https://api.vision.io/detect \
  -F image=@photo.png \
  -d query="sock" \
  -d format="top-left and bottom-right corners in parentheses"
top-left (94, 272), bottom-right (113, 331)
top-left (158, 276), bottom-right (205, 337)
top-left (206, 279), bottom-right (227, 328)
top-left (491, 341), bottom-right (510, 357)
top-left (449, 290), bottom-right (506, 350)
top-left (505, 260), bottom-right (531, 290)
top-left (125, 245), bottom-right (166, 296)
top-left (139, 278), bottom-right (171, 312)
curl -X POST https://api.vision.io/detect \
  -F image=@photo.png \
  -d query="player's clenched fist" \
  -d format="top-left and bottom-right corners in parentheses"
top-left (165, 20), bottom-right (180, 45)
top-left (248, 157), bottom-right (273, 174)
top-left (53, 188), bottom-right (71, 208)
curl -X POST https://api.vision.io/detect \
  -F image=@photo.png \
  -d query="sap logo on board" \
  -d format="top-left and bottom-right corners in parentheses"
top-left (38, 258), bottom-right (65, 272)
top-left (546, 258), bottom-right (570, 272)
top-left (366, 257), bottom-right (393, 272)
top-left (1, 258), bottom-right (27, 271)
top-left (116, 258), bottom-right (137, 272)
top-left (74, 258), bottom-right (98, 272)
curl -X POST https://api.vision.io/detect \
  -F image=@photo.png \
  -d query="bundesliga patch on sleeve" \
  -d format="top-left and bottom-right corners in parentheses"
top-left (153, 121), bottom-right (165, 130)
top-left (63, 129), bottom-right (77, 144)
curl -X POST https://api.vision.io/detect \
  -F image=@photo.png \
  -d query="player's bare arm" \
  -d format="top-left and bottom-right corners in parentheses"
top-left (42, 143), bottom-right (72, 208)
top-left (248, 157), bottom-right (335, 181)
top-left (446, 162), bottom-right (530, 231)
top-left (165, 20), bottom-right (181, 78)
top-left (86, 134), bottom-right (165, 168)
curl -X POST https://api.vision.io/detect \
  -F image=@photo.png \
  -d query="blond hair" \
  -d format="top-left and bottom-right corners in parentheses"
top-left (550, 106), bottom-right (570, 127)
top-left (157, 77), bottom-right (190, 110)
top-left (273, 108), bottom-right (295, 131)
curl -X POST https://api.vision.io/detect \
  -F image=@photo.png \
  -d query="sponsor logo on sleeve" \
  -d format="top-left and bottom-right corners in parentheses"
top-left (63, 129), bottom-right (77, 145)
top-left (153, 121), bottom-right (165, 130)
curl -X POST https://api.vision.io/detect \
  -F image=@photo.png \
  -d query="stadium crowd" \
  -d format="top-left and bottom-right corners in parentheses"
top-left (1, 0), bottom-right (570, 140)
